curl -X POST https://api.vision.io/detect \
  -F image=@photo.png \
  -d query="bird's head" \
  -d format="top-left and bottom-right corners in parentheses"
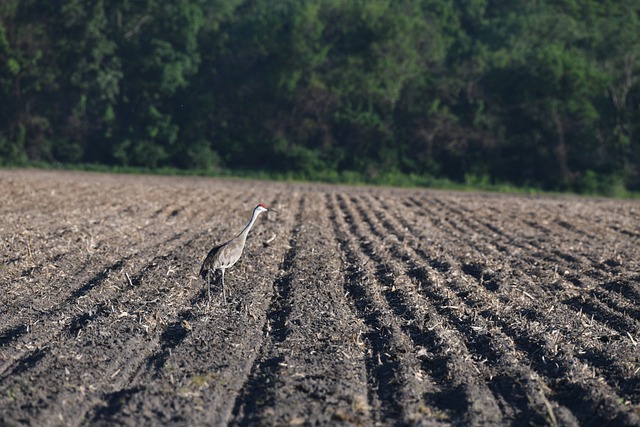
top-left (256, 203), bottom-right (276, 214)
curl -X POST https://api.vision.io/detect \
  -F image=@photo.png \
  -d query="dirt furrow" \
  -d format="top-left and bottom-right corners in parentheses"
top-left (0, 184), bottom-right (263, 425)
top-left (0, 230), bottom-right (202, 424)
top-left (328, 193), bottom-right (447, 426)
top-left (230, 194), bottom-right (307, 425)
top-left (0, 178), bottom-right (251, 322)
top-left (2, 170), bottom-right (639, 426)
top-left (347, 194), bottom-right (570, 425)
top-left (0, 174), bottom-right (230, 312)
top-left (231, 192), bottom-right (373, 426)
top-left (434, 197), bottom-right (640, 349)
top-left (78, 194), bottom-right (295, 426)
top-left (424, 194), bottom-right (639, 293)
top-left (406, 194), bottom-right (639, 335)
top-left (398, 195), bottom-right (638, 359)
top-left (445, 195), bottom-right (640, 313)
top-left (367, 193), bottom-right (640, 423)
top-left (64, 236), bottom-right (217, 427)
top-left (26, 187), bottom-right (269, 425)
top-left (0, 209), bottom-right (209, 371)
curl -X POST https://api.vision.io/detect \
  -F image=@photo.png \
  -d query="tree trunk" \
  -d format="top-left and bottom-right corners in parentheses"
top-left (552, 110), bottom-right (570, 184)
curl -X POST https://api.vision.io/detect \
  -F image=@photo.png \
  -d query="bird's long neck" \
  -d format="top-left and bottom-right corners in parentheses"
top-left (237, 208), bottom-right (262, 241)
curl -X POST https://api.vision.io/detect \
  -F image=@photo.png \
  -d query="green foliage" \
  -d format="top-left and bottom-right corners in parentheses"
top-left (578, 170), bottom-right (628, 197)
top-left (1, 0), bottom-right (640, 195)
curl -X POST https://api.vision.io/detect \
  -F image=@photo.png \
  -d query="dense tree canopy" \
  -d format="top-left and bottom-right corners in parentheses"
top-left (1, 0), bottom-right (639, 192)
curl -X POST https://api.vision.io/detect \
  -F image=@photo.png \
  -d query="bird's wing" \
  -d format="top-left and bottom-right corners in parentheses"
top-left (216, 239), bottom-right (244, 268)
top-left (199, 241), bottom-right (227, 279)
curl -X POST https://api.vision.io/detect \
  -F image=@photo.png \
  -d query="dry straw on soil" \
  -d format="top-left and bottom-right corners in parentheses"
top-left (0, 169), bottom-right (639, 426)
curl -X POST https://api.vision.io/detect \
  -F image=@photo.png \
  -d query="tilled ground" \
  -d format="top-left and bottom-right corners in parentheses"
top-left (0, 169), bottom-right (639, 426)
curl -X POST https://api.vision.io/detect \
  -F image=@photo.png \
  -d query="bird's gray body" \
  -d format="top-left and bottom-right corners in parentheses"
top-left (199, 235), bottom-right (247, 278)
top-left (199, 204), bottom-right (268, 304)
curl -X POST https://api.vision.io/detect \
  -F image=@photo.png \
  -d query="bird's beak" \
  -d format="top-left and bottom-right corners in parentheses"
top-left (268, 208), bottom-right (278, 213)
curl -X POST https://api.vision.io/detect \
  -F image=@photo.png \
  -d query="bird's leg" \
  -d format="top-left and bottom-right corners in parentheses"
top-left (206, 271), bottom-right (212, 309)
top-left (221, 269), bottom-right (227, 304)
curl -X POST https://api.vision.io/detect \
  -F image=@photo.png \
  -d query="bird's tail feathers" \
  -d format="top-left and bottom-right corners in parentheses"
top-left (198, 261), bottom-right (209, 280)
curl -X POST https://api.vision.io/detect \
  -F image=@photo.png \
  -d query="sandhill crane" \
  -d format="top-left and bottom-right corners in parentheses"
top-left (199, 203), bottom-right (271, 306)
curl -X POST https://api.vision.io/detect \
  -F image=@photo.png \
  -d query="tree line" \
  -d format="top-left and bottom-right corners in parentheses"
top-left (1, 0), bottom-right (639, 193)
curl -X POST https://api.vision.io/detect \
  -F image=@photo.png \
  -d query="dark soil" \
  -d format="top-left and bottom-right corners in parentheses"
top-left (1, 169), bottom-right (639, 426)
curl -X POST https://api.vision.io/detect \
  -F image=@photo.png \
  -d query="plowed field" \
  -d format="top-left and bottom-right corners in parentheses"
top-left (1, 169), bottom-right (639, 426)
